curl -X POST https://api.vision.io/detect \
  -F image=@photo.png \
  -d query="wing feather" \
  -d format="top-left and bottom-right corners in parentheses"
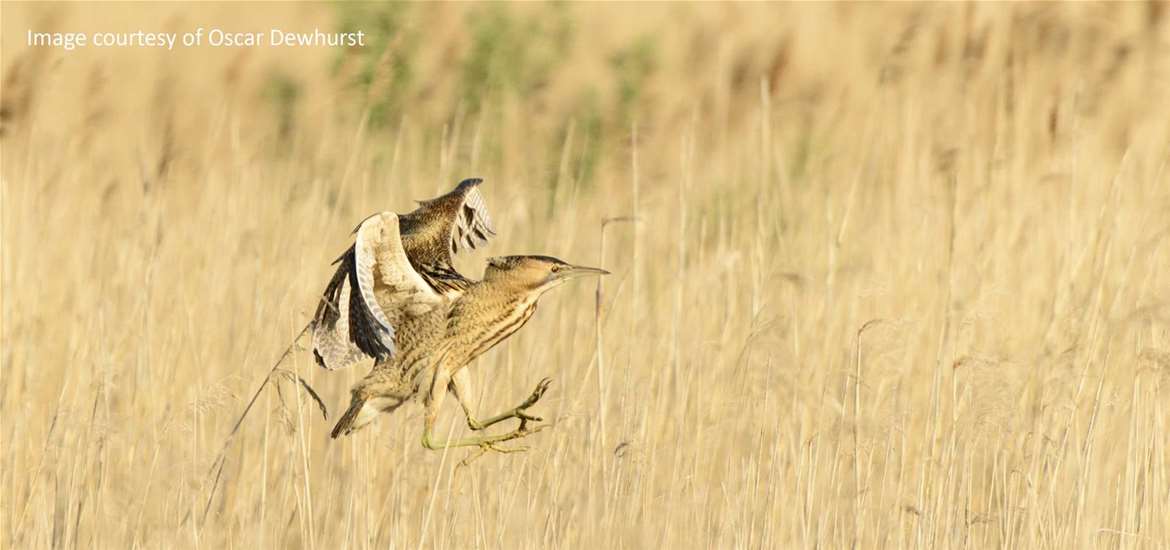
top-left (351, 219), bottom-right (396, 360)
top-left (311, 212), bottom-right (442, 370)
top-left (448, 182), bottom-right (495, 255)
top-left (399, 178), bottom-right (496, 296)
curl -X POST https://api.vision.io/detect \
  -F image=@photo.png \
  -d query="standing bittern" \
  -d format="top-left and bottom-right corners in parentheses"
top-left (310, 179), bottom-right (607, 451)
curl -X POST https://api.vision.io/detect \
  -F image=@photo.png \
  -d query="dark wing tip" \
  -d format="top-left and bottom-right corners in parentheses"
top-left (456, 177), bottom-right (484, 190)
top-left (345, 255), bottom-right (396, 362)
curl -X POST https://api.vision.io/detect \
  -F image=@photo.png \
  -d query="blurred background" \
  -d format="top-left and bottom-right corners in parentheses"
top-left (3, 2), bottom-right (1169, 548)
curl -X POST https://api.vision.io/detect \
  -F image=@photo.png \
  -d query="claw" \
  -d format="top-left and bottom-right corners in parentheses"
top-left (519, 378), bottom-right (553, 409)
top-left (516, 411), bottom-right (543, 423)
top-left (517, 421), bottom-right (549, 436)
top-left (485, 442), bottom-right (529, 454)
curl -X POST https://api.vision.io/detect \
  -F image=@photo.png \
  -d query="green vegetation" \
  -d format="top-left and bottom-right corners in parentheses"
top-left (333, 2), bottom-right (416, 128)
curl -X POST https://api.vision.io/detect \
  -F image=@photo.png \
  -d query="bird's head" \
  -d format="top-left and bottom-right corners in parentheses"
top-left (484, 255), bottom-right (609, 293)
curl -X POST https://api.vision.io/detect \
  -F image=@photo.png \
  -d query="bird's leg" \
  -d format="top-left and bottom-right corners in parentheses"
top-left (422, 368), bottom-right (549, 451)
top-left (422, 418), bottom-right (550, 451)
top-left (469, 377), bottom-right (552, 429)
top-left (449, 369), bottom-right (485, 431)
top-left (450, 371), bottom-right (552, 431)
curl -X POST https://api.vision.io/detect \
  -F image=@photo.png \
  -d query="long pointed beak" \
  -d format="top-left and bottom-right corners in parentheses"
top-left (559, 264), bottom-right (610, 280)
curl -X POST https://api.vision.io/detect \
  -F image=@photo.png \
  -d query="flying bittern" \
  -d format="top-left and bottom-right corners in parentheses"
top-left (310, 179), bottom-right (607, 451)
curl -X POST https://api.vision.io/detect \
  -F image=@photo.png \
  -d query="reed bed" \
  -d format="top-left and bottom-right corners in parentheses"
top-left (2, 3), bottom-right (1169, 548)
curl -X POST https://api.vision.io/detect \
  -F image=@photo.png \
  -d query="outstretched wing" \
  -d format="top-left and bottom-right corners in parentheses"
top-left (310, 248), bottom-right (368, 371)
top-left (398, 178), bottom-right (496, 294)
top-left (311, 212), bottom-right (443, 370)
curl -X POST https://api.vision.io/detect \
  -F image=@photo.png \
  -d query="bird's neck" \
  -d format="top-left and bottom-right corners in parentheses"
top-left (448, 282), bottom-right (540, 364)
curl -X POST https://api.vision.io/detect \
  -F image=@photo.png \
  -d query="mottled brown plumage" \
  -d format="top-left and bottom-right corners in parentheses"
top-left (398, 177), bottom-right (495, 295)
top-left (329, 250), bottom-right (607, 446)
top-left (311, 178), bottom-right (494, 371)
top-left (312, 180), bottom-right (607, 453)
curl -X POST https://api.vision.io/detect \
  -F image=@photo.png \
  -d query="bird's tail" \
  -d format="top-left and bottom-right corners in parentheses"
top-left (331, 393), bottom-right (407, 438)
top-left (330, 396), bottom-right (366, 438)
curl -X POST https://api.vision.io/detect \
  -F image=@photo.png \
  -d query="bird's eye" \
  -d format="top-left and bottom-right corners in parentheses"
top-left (550, 265), bottom-right (562, 273)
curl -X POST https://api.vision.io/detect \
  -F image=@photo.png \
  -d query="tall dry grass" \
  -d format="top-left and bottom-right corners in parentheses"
top-left (3, 3), bottom-right (1169, 548)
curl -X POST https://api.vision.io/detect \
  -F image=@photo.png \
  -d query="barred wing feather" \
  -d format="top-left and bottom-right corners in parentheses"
top-left (448, 179), bottom-right (495, 255)
top-left (311, 212), bottom-right (442, 370)
top-left (399, 178), bottom-right (496, 296)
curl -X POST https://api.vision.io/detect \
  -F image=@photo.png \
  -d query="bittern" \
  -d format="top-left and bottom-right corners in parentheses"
top-left (311, 179), bottom-right (608, 451)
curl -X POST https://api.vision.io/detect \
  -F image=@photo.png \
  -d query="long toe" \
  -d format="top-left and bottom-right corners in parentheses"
top-left (516, 411), bottom-right (543, 422)
top-left (520, 378), bottom-right (553, 408)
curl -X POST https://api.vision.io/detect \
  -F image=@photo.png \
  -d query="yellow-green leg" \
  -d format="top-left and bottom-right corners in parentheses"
top-left (450, 371), bottom-right (552, 431)
top-left (423, 368), bottom-right (552, 451)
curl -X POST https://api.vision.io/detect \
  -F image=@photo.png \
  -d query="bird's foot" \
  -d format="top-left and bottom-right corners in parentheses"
top-left (507, 378), bottom-right (552, 427)
top-left (466, 411), bottom-right (535, 431)
top-left (464, 378), bottom-right (553, 431)
top-left (518, 377), bottom-right (552, 410)
top-left (506, 378), bottom-right (552, 425)
top-left (458, 441), bottom-right (532, 468)
top-left (423, 419), bottom-right (550, 452)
